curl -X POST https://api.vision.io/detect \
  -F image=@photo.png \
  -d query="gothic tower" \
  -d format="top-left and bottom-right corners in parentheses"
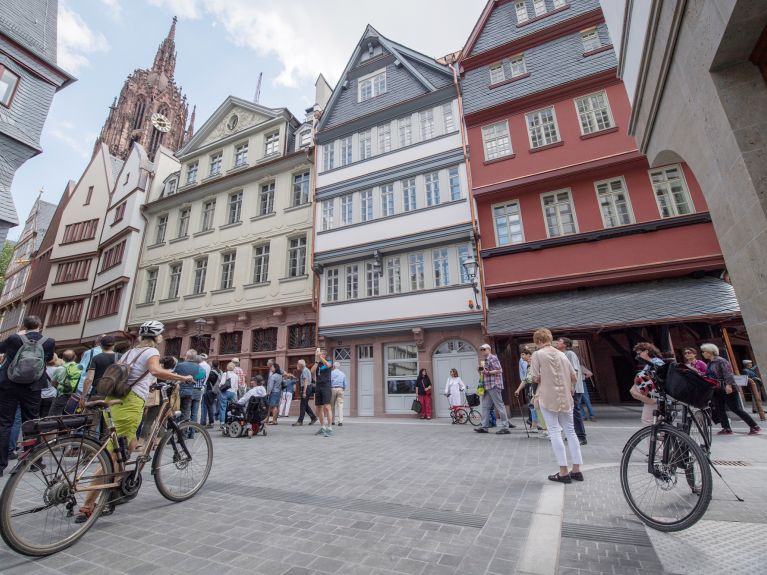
top-left (95, 17), bottom-right (192, 161)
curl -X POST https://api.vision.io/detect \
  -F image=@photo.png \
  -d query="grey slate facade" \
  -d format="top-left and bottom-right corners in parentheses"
top-left (0, 0), bottom-right (75, 244)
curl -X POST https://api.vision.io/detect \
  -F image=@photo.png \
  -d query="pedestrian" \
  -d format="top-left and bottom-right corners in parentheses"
top-left (444, 368), bottom-right (465, 423)
top-left (174, 350), bottom-right (205, 429)
top-left (200, 359), bottom-right (221, 428)
top-left (474, 343), bottom-right (513, 435)
top-left (39, 353), bottom-right (60, 417)
top-left (742, 359), bottom-right (765, 404)
top-left (415, 368), bottom-right (432, 420)
top-left (81, 335), bottom-right (119, 402)
top-left (279, 372), bottom-right (295, 418)
top-left (238, 376), bottom-right (267, 404)
top-left (555, 338), bottom-right (587, 446)
top-left (266, 363), bottom-right (283, 425)
top-left (683, 348), bottom-right (707, 374)
top-left (48, 349), bottom-right (81, 416)
top-left (529, 328), bottom-right (583, 483)
top-left (231, 358), bottom-right (247, 398)
top-left (514, 348), bottom-right (539, 429)
top-left (312, 347), bottom-right (334, 436)
top-left (330, 364), bottom-right (347, 426)
top-left (580, 366), bottom-right (595, 421)
top-left (631, 342), bottom-right (665, 425)
top-left (218, 362), bottom-right (239, 431)
top-left (292, 359), bottom-right (317, 426)
top-left (76, 336), bottom-right (103, 395)
top-left (702, 343), bottom-right (761, 435)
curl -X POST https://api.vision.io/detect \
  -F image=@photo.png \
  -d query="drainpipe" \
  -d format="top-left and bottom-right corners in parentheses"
top-left (308, 110), bottom-right (321, 348)
top-left (449, 60), bottom-right (489, 334)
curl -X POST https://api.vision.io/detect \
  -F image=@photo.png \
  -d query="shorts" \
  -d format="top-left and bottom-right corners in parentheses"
top-left (314, 384), bottom-right (332, 406)
top-left (105, 391), bottom-right (145, 451)
top-left (268, 390), bottom-right (281, 408)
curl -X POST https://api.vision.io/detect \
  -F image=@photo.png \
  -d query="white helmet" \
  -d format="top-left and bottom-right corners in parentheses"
top-left (138, 320), bottom-right (164, 338)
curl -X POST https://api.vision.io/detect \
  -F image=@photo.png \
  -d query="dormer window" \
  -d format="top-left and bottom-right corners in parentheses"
top-left (582, 28), bottom-right (601, 53)
top-left (299, 130), bottom-right (312, 148)
top-left (533, 0), bottom-right (546, 17)
top-left (358, 69), bottom-right (386, 102)
top-left (489, 63), bottom-right (505, 85)
top-left (166, 179), bottom-right (177, 196)
top-left (515, 1), bottom-right (529, 23)
top-left (0, 66), bottom-right (20, 107)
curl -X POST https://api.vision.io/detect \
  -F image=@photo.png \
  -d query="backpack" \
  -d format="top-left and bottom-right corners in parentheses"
top-left (206, 369), bottom-right (220, 392)
top-left (7, 334), bottom-right (49, 384)
top-left (95, 348), bottom-right (152, 398)
top-left (61, 362), bottom-right (82, 394)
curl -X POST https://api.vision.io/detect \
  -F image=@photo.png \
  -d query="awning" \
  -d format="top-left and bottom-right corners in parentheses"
top-left (487, 277), bottom-right (741, 336)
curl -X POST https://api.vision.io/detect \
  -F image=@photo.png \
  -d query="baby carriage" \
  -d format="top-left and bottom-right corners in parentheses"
top-left (223, 396), bottom-right (268, 437)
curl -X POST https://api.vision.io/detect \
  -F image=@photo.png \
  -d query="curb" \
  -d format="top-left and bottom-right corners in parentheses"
top-left (516, 482), bottom-right (565, 575)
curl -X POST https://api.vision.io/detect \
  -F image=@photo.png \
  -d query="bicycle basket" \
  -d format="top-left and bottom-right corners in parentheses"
top-left (661, 363), bottom-right (716, 409)
top-left (466, 393), bottom-right (480, 407)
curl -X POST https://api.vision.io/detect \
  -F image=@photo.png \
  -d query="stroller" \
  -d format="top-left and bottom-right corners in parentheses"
top-left (222, 396), bottom-right (268, 437)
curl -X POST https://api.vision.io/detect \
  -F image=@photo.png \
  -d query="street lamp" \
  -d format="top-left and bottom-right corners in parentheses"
top-left (462, 256), bottom-right (481, 310)
top-left (194, 317), bottom-right (208, 354)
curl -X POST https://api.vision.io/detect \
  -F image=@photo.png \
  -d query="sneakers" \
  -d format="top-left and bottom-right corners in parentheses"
top-left (292, 422), bottom-right (303, 427)
top-left (538, 430), bottom-right (549, 439)
top-left (496, 428), bottom-right (511, 435)
top-left (308, 417), bottom-right (318, 426)
top-left (314, 428), bottom-right (325, 436)
top-left (474, 428), bottom-right (489, 434)
top-left (749, 426), bottom-right (761, 435)
top-left (509, 423), bottom-right (517, 429)
top-left (324, 427), bottom-right (333, 436)
top-left (717, 429), bottom-right (734, 435)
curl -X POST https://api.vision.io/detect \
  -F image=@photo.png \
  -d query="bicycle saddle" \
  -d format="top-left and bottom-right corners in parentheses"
top-left (84, 399), bottom-right (123, 408)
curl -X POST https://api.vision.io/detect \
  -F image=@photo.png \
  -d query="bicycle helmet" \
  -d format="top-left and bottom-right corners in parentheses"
top-left (138, 320), bottom-right (164, 338)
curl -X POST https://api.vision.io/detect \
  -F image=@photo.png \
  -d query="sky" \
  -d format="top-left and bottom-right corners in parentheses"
top-left (8, 0), bottom-right (486, 240)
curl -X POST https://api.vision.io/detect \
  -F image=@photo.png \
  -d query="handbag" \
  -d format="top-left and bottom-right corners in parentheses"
top-left (219, 374), bottom-right (232, 393)
top-left (145, 389), bottom-right (161, 407)
top-left (411, 398), bottom-right (422, 413)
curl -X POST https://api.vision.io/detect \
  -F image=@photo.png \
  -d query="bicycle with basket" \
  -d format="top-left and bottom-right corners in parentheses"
top-left (448, 390), bottom-right (482, 426)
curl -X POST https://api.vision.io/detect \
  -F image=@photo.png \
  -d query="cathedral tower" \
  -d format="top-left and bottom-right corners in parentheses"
top-left (96, 17), bottom-right (192, 160)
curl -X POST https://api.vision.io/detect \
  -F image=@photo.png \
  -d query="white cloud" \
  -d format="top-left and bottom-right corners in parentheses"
top-left (50, 121), bottom-right (97, 159)
top-left (57, 2), bottom-right (110, 74)
top-left (146, 0), bottom-right (203, 19)
top-left (98, 0), bottom-right (123, 20)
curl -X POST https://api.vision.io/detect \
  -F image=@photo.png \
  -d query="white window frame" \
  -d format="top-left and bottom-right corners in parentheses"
top-left (292, 172), bottom-right (311, 207)
top-left (386, 257), bottom-right (402, 294)
top-left (380, 184), bottom-right (395, 217)
top-left (457, 245), bottom-right (471, 284)
top-left (177, 207), bottom-right (190, 238)
top-left (649, 165), bottom-right (695, 218)
top-left (515, 0), bottom-right (529, 23)
top-left (192, 257), bottom-right (207, 294)
top-left (402, 178), bottom-right (417, 212)
top-left (340, 194), bottom-right (353, 226)
top-left (385, 344), bottom-right (419, 396)
top-left (489, 62), bottom-right (505, 85)
top-left (252, 243), bottom-right (270, 284)
top-left (509, 54), bottom-right (527, 77)
top-left (595, 176), bottom-right (635, 228)
top-left (432, 248), bottom-right (450, 287)
top-left (234, 142), bottom-right (248, 167)
top-left (360, 190), bottom-right (373, 222)
top-left (359, 129), bottom-right (372, 160)
top-left (287, 236), bottom-right (307, 277)
top-left (526, 106), bottom-right (561, 149)
top-left (399, 116), bottom-right (412, 147)
top-left (553, 0), bottom-right (566, 7)
top-left (420, 108), bottom-right (435, 140)
top-left (326, 268), bottom-right (339, 302)
top-left (482, 120), bottom-right (513, 161)
top-left (425, 172), bottom-right (441, 207)
top-left (209, 152), bottom-right (222, 177)
top-left (201, 199), bottom-right (216, 231)
top-left (540, 189), bottom-right (579, 238)
top-left (366, 262), bottom-right (380, 297)
top-left (442, 102), bottom-right (455, 132)
top-left (155, 215), bottom-right (168, 244)
top-left (186, 162), bottom-right (198, 185)
top-left (168, 263), bottom-right (182, 299)
top-left (492, 199), bottom-right (525, 246)
top-left (357, 68), bottom-right (387, 102)
top-left (340, 136), bottom-right (353, 166)
top-left (345, 264), bottom-right (359, 300)
top-left (259, 182), bottom-right (275, 216)
top-left (220, 251), bottom-right (236, 290)
top-left (144, 269), bottom-right (157, 303)
top-left (533, 0), bottom-right (546, 16)
top-left (377, 123), bottom-right (391, 154)
top-left (581, 28), bottom-right (601, 53)
top-left (321, 199), bottom-right (334, 231)
top-left (408, 253), bottom-right (425, 291)
top-left (574, 90), bottom-right (615, 135)
top-left (322, 143), bottom-right (334, 172)
top-left (448, 167), bottom-right (461, 201)
top-left (228, 190), bottom-right (243, 224)
top-left (264, 131), bottom-right (280, 156)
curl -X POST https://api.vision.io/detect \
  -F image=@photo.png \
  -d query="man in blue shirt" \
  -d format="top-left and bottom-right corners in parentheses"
top-left (77, 336), bottom-right (103, 393)
top-left (330, 366), bottom-right (347, 427)
top-left (175, 349), bottom-right (205, 435)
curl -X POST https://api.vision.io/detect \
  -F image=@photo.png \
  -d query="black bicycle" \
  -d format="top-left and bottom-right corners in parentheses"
top-left (677, 403), bottom-right (713, 455)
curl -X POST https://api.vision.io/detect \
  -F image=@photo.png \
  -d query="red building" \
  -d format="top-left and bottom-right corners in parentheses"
top-left (459, 0), bottom-right (746, 403)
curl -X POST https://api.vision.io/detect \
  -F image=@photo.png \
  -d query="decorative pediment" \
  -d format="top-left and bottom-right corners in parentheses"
top-left (197, 105), bottom-right (272, 147)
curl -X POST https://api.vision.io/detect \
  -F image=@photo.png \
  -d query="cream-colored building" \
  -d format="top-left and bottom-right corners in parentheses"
top-left (128, 96), bottom-right (318, 378)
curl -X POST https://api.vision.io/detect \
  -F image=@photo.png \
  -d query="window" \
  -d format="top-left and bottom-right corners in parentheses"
top-left (228, 191), bottom-right (243, 223)
top-left (533, 0), bottom-right (546, 16)
top-left (299, 130), bottom-right (312, 147)
top-left (385, 344), bottom-right (418, 395)
top-left (448, 167), bottom-right (461, 201)
top-left (526, 107), bottom-right (560, 148)
top-left (482, 121), bottom-right (512, 160)
top-left (399, 116), bottom-right (412, 147)
top-left (326, 268), bottom-right (339, 302)
top-left (100, 241), bottom-right (126, 272)
top-left (259, 183), bottom-right (274, 216)
top-left (650, 165), bottom-right (693, 218)
top-left (378, 123), bottom-right (391, 153)
top-left (358, 70), bottom-right (386, 101)
top-left (340, 136), bottom-right (353, 166)
top-left (581, 28), bottom-right (601, 53)
top-left (113, 202), bottom-right (126, 224)
top-left (420, 109), bottom-right (435, 140)
top-left (458, 245), bottom-right (471, 284)
top-left (408, 253), bottom-right (425, 290)
top-left (321, 200), bottom-right (334, 231)
top-left (340, 194), bottom-right (353, 225)
top-left (402, 178), bottom-right (416, 212)
top-left (201, 200), bottom-right (216, 231)
top-left (252, 327), bottom-right (278, 352)
top-left (432, 248), bottom-right (450, 287)
top-left (288, 324), bottom-right (316, 349)
top-left (596, 177), bottom-right (634, 227)
top-left (359, 130), bottom-right (372, 160)
top-left (323, 143), bottom-right (334, 171)
top-left (219, 332), bottom-right (243, 355)
top-left (442, 103), bottom-right (455, 132)
top-left (425, 172), bottom-right (441, 206)
top-left (360, 190), bottom-right (373, 222)
top-left (575, 91), bottom-right (614, 135)
top-left (168, 263), bottom-right (182, 298)
top-left (144, 269), bottom-right (157, 303)
top-left (88, 284), bottom-right (123, 319)
top-left (387, 257), bottom-right (402, 294)
top-left (493, 201), bottom-right (524, 245)
top-left (155, 215), bottom-right (167, 244)
top-left (164, 337), bottom-right (182, 358)
top-left (510, 54), bottom-right (527, 77)
top-left (436, 339), bottom-right (476, 354)
top-left (62, 219), bottom-right (99, 243)
top-left (366, 262), bottom-right (380, 297)
top-left (264, 131), bottom-right (280, 156)
top-left (515, 1), bottom-right (529, 23)
top-left (0, 66), bottom-right (20, 107)
top-left (553, 0), bottom-right (566, 6)
top-left (253, 244), bottom-right (270, 283)
top-left (345, 264), bottom-right (359, 299)
top-left (166, 179), bottom-right (178, 197)
top-left (234, 142), bottom-right (248, 167)
top-left (220, 252), bottom-right (236, 290)
top-left (186, 162), bottom-right (198, 184)
top-left (177, 207), bottom-right (190, 238)
top-left (48, 299), bottom-right (84, 326)
top-left (209, 153), bottom-right (222, 177)
top-left (380, 184), bottom-right (394, 217)
top-left (542, 190), bottom-right (578, 237)
top-left (293, 172), bottom-right (310, 207)
top-left (54, 259), bottom-right (91, 283)
top-left (288, 236), bottom-right (307, 277)
top-left (192, 257), bottom-right (207, 294)
top-left (84, 186), bottom-right (94, 205)
top-left (489, 63), bottom-right (505, 84)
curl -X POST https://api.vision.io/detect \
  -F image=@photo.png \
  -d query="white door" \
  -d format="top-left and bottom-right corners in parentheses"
top-left (357, 345), bottom-right (374, 416)
top-left (333, 348), bottom-right (352, 417)
top-left (432, 340), bottom-right (479, 418)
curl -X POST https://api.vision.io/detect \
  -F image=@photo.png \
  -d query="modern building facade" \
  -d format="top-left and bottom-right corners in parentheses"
top-left (128, 95), bottom-right (319, 382)
top-left (0, 0), bottom-right (75, 244)
top-left (599, 0), bottom-right (767, 370)
top-left (459, 0), bottom-right (739, 403)
top-left (314, 26), bottom-right (483, 417)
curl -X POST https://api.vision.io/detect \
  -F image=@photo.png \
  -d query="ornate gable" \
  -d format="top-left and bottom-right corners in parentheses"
top-left (197, 105), bottom-right (273, 148)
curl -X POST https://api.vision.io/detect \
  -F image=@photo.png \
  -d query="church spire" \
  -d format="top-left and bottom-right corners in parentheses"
top-left (152, 16), bottom-right (178, 79)
top-left (185, 105), bottom-right (196, 143)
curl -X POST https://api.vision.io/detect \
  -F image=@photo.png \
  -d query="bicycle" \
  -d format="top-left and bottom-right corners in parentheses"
top-left (447, 392), bottom-right (481, 426)
top-left (677, 403), bottom-right (713, 455)
top-left (0, 381), bottom-right (213, 556)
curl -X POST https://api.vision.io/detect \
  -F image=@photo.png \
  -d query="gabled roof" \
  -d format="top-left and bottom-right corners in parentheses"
top-left (317, 25), bottom-right (453, 132)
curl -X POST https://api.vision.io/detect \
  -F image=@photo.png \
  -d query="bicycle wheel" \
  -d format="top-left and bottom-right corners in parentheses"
top-left (620, 424), bottom-right (712, 532)
top-left (468, 409), bottom-right (481, 426)
top-left (455, 409), bottom-right (469, 425)
top-left (0, 436), bottom-right (113, 556)
top-left (153, 421), bottom-right (212, 502)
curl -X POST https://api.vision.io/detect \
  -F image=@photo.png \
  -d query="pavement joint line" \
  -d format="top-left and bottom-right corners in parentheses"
top-left (515, 482), bottom-right (564, 575)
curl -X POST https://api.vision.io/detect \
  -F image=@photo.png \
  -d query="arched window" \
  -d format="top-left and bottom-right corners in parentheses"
top-left (435, 340), bottom-right (476, 354)
top-left (149, 128), bottom-right (164, 155)
top-left (133, 97), bottom-right (146, 130)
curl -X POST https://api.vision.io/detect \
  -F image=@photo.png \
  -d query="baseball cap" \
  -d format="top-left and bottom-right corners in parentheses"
top-left (199, 353), bottom-right (208, 360)
top-left (479, 344), bottom-right (491, 350)
top-left (232, 357), bottom-right (240, 363)
top-left (743, 359), bottom-right (753, 365)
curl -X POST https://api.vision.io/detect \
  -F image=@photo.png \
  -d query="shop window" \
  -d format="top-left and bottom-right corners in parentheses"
top-left (385, 344), bottom-right (418, 395)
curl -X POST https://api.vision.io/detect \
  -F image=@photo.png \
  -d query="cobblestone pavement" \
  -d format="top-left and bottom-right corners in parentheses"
top-left (0, 407), bottom-right (765, 575)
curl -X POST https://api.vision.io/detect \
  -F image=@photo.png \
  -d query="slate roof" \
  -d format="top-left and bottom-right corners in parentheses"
top-left (486, 277), bottom-right (741, 336)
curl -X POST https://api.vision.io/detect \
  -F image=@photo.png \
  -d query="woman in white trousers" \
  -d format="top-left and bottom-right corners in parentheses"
top-left (529, 328), bottom-right (583, 483)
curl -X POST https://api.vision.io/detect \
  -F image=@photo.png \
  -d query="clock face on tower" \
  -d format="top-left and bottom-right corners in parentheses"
top-left (151, 112), bottom-right (172, 133)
